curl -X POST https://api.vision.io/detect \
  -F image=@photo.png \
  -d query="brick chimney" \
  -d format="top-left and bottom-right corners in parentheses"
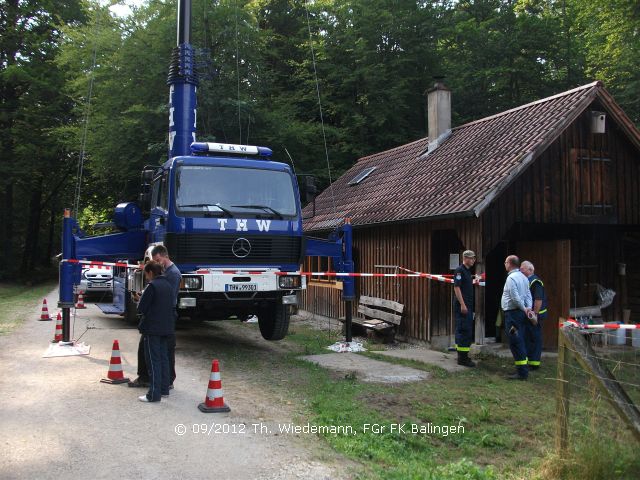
top-left (427, 77), bottom-right (451, 152)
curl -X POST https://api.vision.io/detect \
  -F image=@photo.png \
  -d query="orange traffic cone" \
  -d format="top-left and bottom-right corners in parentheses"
top-left (100, 340), bottom-right (130, 384)
top-left (75, 291), bottom-right (86, 309)
top-left (52, 312), bottom-right (63, 342)
top-left (39, 298), bottom-right (52, 321)
top-left (198, 359), bottom-right (231, 413)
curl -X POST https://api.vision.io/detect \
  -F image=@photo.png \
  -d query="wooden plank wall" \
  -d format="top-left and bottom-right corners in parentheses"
top-left (570, 230), bottom-right (625, 322)
top-left (299, 284), bottom-right (344, 320)
top-left (483, 107), bottom-right (640, 252)
top-left (624, 233), bottom-right (640, 321)
top-left (302, 216), bottom-right (483, 343)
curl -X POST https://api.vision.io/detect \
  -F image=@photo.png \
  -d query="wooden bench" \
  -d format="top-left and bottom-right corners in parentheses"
top-left (342, 295), bottom-right (404, 342)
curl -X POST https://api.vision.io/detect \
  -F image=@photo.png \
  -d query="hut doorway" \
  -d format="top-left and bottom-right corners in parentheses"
top-left (516, 240), bottom-right (571, 349)
top-left (429, 230), bottom-right (463, 346)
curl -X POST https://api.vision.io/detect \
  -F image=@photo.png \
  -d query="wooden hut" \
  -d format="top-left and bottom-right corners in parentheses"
top-left (301, 81), bottom-right (640, 349)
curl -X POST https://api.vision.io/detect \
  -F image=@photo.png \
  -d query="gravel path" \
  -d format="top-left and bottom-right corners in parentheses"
top-left (0, 289), bottom-right (347, 480)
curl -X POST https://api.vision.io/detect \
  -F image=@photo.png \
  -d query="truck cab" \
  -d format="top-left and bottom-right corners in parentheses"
top-left (135, 142), bottom-right (306, 339)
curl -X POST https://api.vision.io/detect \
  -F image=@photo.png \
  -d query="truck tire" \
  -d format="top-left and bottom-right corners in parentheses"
top-left (258, 300), bottom-right (289, 340)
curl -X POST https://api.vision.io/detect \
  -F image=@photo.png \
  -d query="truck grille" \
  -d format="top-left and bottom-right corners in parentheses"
top-left (165, 233), bottom-right (302, 266)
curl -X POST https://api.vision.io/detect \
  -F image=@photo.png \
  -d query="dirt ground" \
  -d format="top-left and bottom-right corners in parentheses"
top-left (0, 289), bottom-right (348, 480)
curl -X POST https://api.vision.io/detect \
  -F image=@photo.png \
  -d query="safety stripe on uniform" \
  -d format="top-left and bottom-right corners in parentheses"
top-left (528, 360), bottom-right (541, 366)
top-left (515, 359), bottom-right (528, 366)
top-left (456, 346), bottom-right (471, 352)
top-left (539, 309), bottom-right (547, 314)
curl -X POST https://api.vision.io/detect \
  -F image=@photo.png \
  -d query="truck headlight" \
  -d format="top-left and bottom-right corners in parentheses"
top-left (278, 275), bottom-right (301, 289)
top-left (181, 275), bottom-right (203, 290)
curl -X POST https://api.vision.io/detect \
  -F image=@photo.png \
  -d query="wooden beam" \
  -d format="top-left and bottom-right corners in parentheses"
top-left (357, 304), bottom-right (402, 325)
top-left (561, 326), bottom-right (640, 443)
top-left (556, 323), bottom-right (570, 452)
top-left (359, 295), bottom-right (404, 313)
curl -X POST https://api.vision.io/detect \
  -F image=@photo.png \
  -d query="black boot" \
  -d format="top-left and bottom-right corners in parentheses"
top-left (457, 351), bottom-right (476, 367)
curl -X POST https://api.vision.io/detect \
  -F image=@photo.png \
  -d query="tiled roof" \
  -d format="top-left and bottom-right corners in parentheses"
top-left (303, 82), bottom-right (640, 232)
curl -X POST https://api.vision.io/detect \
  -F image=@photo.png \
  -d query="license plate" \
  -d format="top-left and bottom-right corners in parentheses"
top-left (225, 284), bottom-right (257, 292)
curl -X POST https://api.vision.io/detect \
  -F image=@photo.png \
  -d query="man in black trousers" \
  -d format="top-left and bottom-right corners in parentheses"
top-left (136, 261), bottom-right (174, 402)
top-left (129, 245), bottom-right (181, 389)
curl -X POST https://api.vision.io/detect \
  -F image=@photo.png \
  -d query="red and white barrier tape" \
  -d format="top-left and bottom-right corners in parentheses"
top-left (277, 270), bottom-right (485, 286)
top-left (61, 259), bottom-right (138, 269)
top-left (398, 266), bottom-right (485, 286)
top-left (61, 259), bottom-right (486, 286)
top-left (561, 318), bottom-right (640, 329)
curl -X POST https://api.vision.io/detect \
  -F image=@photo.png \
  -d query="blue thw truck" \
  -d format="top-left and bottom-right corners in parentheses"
top-left (128, 141), bottom-right (308, 340)
top-left (57, 0), bottom-right (355, 342)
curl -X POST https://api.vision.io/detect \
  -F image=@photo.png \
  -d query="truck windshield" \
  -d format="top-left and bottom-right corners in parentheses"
top-left (175, 165), bottom-right (298, 217)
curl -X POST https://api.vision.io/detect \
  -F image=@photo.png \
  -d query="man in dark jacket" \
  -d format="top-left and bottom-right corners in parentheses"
top-left (129, 245), bottom-right (181, 389)
top-left (137, 261), bottom-right (175, 402)
top-left (151, 245), bottom-right (181, 385)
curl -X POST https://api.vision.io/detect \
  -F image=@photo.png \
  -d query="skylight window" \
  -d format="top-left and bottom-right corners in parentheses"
top-left (348, 167), bottom-right (377, 186)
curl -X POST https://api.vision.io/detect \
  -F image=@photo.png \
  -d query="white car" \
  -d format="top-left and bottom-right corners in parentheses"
top-left (79, 265), bottom-right (113, 294)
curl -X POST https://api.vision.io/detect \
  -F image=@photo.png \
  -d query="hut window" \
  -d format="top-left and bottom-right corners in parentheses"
top-left (348, 167), bottom-right (377, 186)
top-left (304, 256), bottom-right (336, 284)
top-left (572, 149), bottom-right (613, 216)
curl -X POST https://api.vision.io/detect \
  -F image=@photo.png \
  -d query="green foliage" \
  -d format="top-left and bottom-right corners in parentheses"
top-left (0, 282), bottom-right (58, 334)
top-left (76, 202), bottom-right (113, 235)
top-left (428, 459), bottom-right (496, 480)
top-left (0, 0), bottom-right (86, 278)
top-left (2, 0), bottom-right (639, 278)
top-left (569, 0), bottom-right (640, 123)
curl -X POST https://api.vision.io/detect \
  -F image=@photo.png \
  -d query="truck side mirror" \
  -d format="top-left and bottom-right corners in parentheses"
top-left (141, 169), bottom-right (154, 183)
top-left (299, 175), bottom-right (317, 204)
top-left (139, 167), bottom-right (156, 216)
top-left (138, 191), bottom-right (151, 215)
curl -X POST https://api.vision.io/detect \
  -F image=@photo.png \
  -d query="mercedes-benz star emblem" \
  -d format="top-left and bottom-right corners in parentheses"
top-left (232, 238), bottom-right (252, 258)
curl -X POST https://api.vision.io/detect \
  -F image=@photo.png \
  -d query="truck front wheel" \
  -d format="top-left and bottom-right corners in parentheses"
top-left (258, 300), bottom-right (289, 340)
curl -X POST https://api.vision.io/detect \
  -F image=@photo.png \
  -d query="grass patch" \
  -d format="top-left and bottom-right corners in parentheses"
top-left (278, 324), bottom-right (639, 479)
top-left (280, 324), bottom-right (504, 478)
top-left (0, 282), bottom-right (57, 334)
top-left (188, 320), bottom-right (640, 479)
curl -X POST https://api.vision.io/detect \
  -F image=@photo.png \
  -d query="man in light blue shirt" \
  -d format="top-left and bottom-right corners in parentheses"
top-left (501, 255), bottom-right (533, 380)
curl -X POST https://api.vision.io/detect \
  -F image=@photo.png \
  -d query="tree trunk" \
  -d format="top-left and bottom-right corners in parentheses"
top-left (46, 201), bottom-right (57, 267)
top-left (1, 184), bottom-right (15, 277)
top-left (22, 178), bottom-right (43, 273)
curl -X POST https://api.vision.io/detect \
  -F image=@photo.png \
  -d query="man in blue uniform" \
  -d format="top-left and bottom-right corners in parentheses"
top-left (453, 250), bottom-right (477, 367)
top-left (520, 260), bottom-right (547, 370)
top-left (501, 255), bottom-right (533, 380)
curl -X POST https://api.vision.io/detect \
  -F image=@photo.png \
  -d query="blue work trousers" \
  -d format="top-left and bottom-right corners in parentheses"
top-left (504, 309), bottom-right (528, 378)
top-left (525, 314), bottom-right (546, 367)
top-left (455, 307), bottom-right (474, 352)
top-left (143, 334), bottom-right (170, 401)
top-left (138, 333), bottom-right (177, 384)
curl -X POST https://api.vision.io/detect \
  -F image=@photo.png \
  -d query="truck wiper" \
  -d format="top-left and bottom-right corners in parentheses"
top-left (231, 204), bottom-right (284, 220)
top-left (177, 204), bottom-right (233, 217)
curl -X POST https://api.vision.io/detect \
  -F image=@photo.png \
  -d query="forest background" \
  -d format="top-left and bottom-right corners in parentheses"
top-left (1, 0), bottom-right (638, 280)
